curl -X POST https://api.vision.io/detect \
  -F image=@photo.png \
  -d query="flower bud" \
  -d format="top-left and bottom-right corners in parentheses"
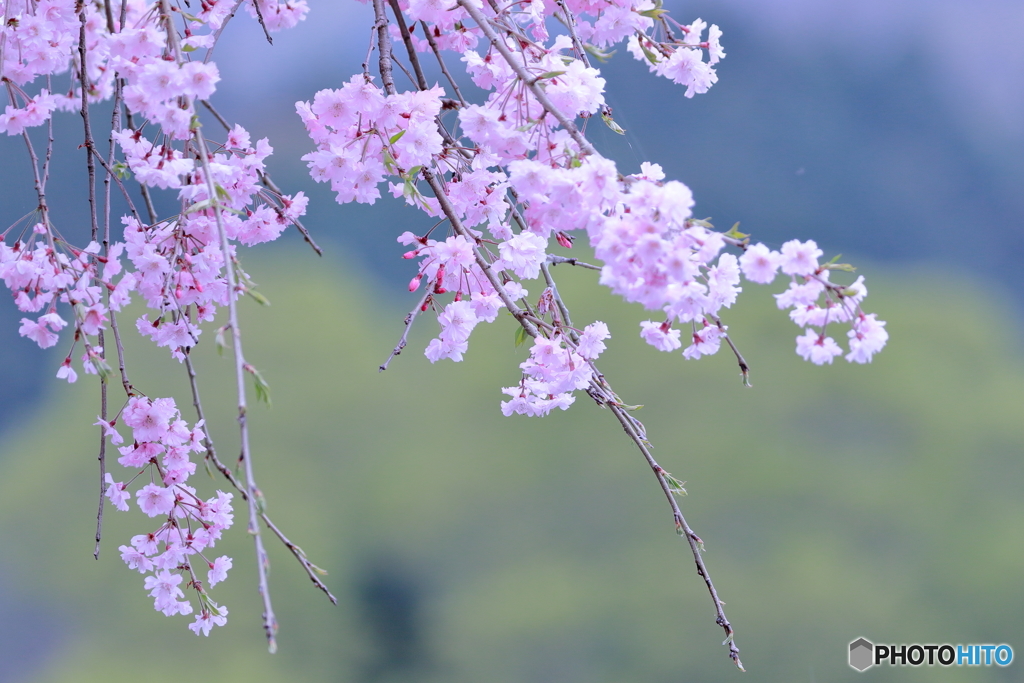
top-left (556, 231), bottom-right (574, 249)
top-left (408, 274), bottom-right (422, 292)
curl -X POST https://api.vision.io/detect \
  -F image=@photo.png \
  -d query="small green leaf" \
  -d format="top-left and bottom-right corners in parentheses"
top-left (639, 42), bottom-right (661, 65)
top-left (185, 198), bottom-right (214, 214)
top-left (534, 70), bottom-right (566, 81)
top-left (180, 10), bottom-right (202, 23)
top-left (247, 289), bottom-right (271, 306)
top-left (91, 356), bottom-right (114, 381)
top-left (514, 325), bottom-right (529, 348)
top-left (583, 44), bottom-right (616, 62)
top-left (389, 129), bottom-right (407, 145)
top-left (825, 263), bottom-right (857, 272)
top-left (215, 326), bottom-right (227, 356)
top-left (246, 365), bottom-right (272, 406)
top-left (724, 222), bottom-right (748, 239)
top-left (826, 253), bottom-right (843, 265)
top-left (182, 44), bottom-right (197, 52)
top-left (601, 112), bottom-right (626, 135)
top-left (664, 472), bottom-right (687, 496)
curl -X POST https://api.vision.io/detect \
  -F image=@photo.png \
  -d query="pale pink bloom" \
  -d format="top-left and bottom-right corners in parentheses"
top-left (577, 321), bottom-right (610, 360)
top-left (94, 418), bottom-right (125, 445)
top-left (137, 483), bottom-right (176, 517)
top-left (123, 396), bottom-right (178, 443)
top-left (104, 473), bottom-right (131, 512)
top-left (180, 62), bottom-right (220, 100)
top-left (846, 314), bottom-right (888, 364)
top-left (118, 441), bottom-right (164, 468)
top-left (208, 556), bottom-right (233, 587)
top-left (19, 317), bottom-right (59, 348)
top-left (779, 239), bottom-right (823, 276)
top-left (119, 545), bottom-right (153, 573)
top-left (640, 321), bottom-right (682, 352)
top-left (438, 300), bottom-right (478, 343)
top-left (131, 533), bottom-right (160, 556)
top-left (188, 605), bottom-right (229, 636)
top-left (795, 328), bottom-right (843, 365)
top-left (739, 243), bottom-right (780, 284)
top-left (498, 232), bottom-right (548, 280)
top-left (774, 279), bottom-right (826, 309)
top-left (56, 359), bottom-right (78, 383)
top-left (683, 325), bottom-right (722, 360)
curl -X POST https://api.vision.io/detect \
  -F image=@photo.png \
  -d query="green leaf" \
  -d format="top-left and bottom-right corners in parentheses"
top-left (639, 42), bottom-right (661, 65)
top-left (514, 325), bottom-right (530, 348)
top-left (724, 222), bottom-right (748, 239)
top-left (185, 199), bottom-right (214, 214)
top-left (601, 112), bottom-right (626, 135)
top-left (583, 44), bottom-right (616, 62)
top-left (825, 263), bottom-right (857, 273)
top-left (389, 129), bottom-right (406, 145)
top-left (215, 326), bottom-right (227, 357)
top-left (534, 70), bottom-right (566, 81)
top-left (638, 7), bottom-right (667, 18)
top-left (663, 472), bottom-right (687, 496)
top-left (182, 44), bottom-right (197, 52)
top-left (826, 253), bottom-right (843, 265)
top-left (244, 364), bottom-right (272, 406)
top-left (247, 289), bottom-right (271, 306)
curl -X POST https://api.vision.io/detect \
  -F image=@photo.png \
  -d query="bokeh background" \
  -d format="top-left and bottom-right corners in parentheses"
top-left (2, 0), bottom-right (1023, 681)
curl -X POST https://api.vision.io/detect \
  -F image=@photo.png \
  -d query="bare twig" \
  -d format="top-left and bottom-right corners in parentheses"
top-left (159, 0), bottom-right (277, 649)
top-left (708, 313), bottom-right (750, 387)
top-left (250, 0), bottom-right (274, 45)
top-left (421, 21), bottom-right (466, 106)
top-left (604, 398), bottom-right (743, 670)
top-left (546, 254), bottom-right (601, 270)
top-left (387, 0), bottom-right (428, 90)
top-left (184, 354), bottom-right (337, 603)
top-left (380, 289), bottom-right (431, 371)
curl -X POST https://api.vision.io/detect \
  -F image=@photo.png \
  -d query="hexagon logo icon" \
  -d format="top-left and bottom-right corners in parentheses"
top-left (849, 638), bottom-right (874, 671)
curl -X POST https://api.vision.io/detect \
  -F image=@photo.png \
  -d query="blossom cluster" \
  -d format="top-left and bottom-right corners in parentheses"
top-left (502, 322), bottom-right (610, 417)
top-left (298, 76), bottom-right (446, 205)
top-left (296, 0), bottom-right (888, 416)
top-left (99, 396), bottom-right (234, 636)
top-left (1, 0), bottom-right (310, 638)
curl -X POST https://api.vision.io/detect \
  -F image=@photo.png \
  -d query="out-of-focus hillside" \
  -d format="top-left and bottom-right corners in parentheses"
top-left (2, 250), bottom-right (1023, 682)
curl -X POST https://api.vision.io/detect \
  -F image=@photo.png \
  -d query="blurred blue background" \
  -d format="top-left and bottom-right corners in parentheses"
top-left (1, 0), bottom-right (1023, 680)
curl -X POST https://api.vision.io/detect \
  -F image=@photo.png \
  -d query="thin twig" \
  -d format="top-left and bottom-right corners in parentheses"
top-left (458, 0), bottom-right (597, 156)
top-left (604, 398), bottom-right (743, 670)
top-left (546, 254), bottom-right (601, 270)
top-left (160, 0), bottom-right (277, 650)
top-left (421, 21), bottom-right (466, 106)
top-left (378, 1), bottom-right (743, 668)
top-left (707, 313), bottom-right (750, 387)
top-left (380, 289), bottom-right (431, 371)
top-left (250, 0), bottom-right (274, 45)
top-left (388, 0), bottom-right (428, 90)
top-left (199, 99), bottom-right (323, 256)
top-left (185, 353), bottom-right (337, 603)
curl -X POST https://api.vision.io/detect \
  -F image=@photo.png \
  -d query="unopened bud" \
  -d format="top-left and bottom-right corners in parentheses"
top-left (408, 274), bottom-right (422, 292)
top-left (556, 231), bottom-right (574, 249)
top-left (402, 250), bottom-right (419, 259)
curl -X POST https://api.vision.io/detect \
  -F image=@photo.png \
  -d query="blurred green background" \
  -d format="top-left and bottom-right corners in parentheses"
top-left (2, 247), bottom-right (1024, 682)
top-left (2, 0), bottom-right (1024, 680)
